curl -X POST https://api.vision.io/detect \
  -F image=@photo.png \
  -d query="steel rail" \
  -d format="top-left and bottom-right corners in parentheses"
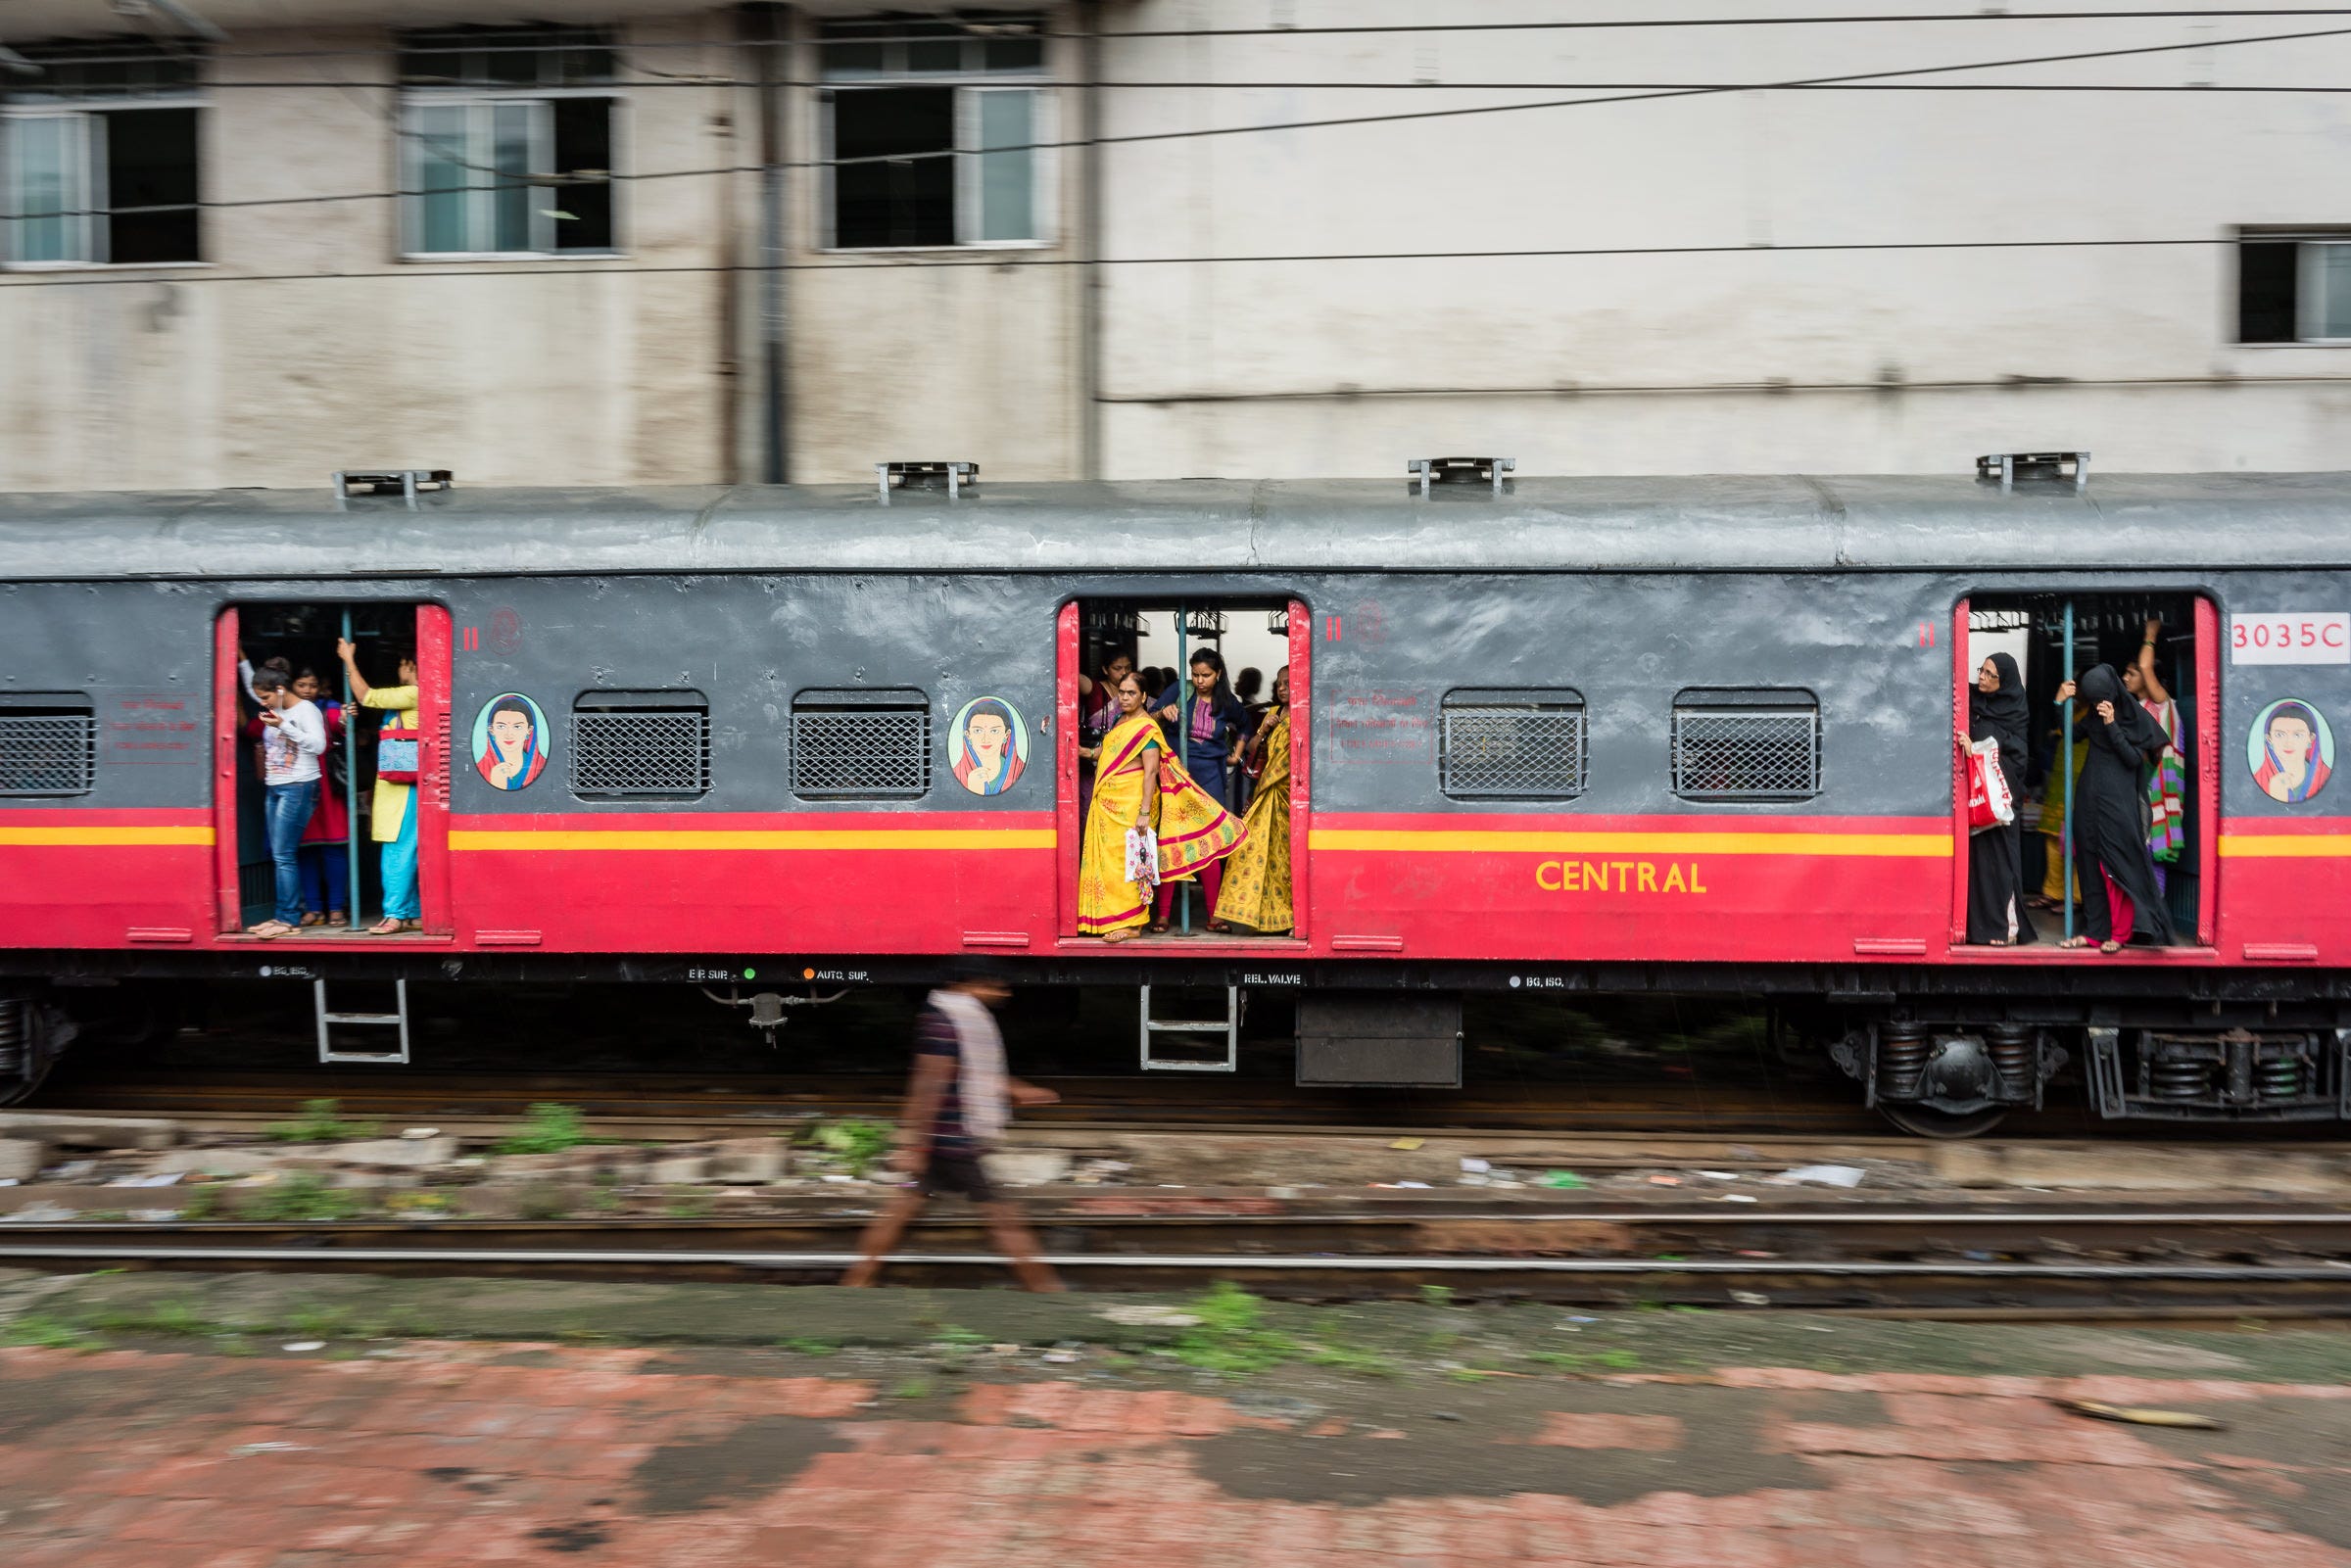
top-left (2, 1245), bottom-right (2349, 1278)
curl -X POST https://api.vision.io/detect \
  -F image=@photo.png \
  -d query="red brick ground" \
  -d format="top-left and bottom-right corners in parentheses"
top-left (2, 1343), bottom-right (2346, 1566)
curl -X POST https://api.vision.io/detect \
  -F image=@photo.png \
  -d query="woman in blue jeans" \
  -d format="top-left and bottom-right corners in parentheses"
top-left (247, 667), bottom-right (327, 938)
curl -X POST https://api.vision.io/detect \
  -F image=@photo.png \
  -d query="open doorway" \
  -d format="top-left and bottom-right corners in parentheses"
top-left (1057, 597), bottom-right (1308, 943)
top-left (1957, 593), bottom-right (2215, 950)
top-left (214, 603), bottom-right (449, 939)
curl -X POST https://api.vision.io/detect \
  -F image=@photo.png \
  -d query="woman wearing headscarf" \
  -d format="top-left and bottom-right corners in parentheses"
top-left (2053, 664), bottom-right (2178, 953)
top-left (1215, 665), bottom-right (1294, 934)
top-left (1959, 652), bottom-right (2036, 946)
top-left (2255, 700), bottom-right (2332, 803)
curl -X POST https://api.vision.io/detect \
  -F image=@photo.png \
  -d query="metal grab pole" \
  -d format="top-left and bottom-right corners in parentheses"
top-left (2062, 599), bottom-right (2076, 945)
top-left (1175, 606), bottom-right (1191, 934)
top-left (343, 609), bottom-right (361, 929)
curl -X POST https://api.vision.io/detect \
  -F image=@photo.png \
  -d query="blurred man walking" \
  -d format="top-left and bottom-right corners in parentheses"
top-left (842, 969), bottom-right (1064, 1291)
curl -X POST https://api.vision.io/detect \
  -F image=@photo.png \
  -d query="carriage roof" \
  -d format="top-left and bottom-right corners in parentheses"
top-left (0, 473), bottom-right (2342, 581)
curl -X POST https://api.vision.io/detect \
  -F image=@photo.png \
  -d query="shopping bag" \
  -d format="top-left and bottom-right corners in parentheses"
top-left (1966, 739), bottom-right (2013, 831)
top-left (376, 725), bottom-right (423, 784)
top-left (1125, 827), bottom-right (1160, 886)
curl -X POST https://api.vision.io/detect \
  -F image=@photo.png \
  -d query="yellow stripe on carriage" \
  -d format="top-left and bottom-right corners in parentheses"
top-left (450, 828), bottom-right (1055, 852)
top-left (2216, 833), bottom-right (2351, 858)
top-left (1309, 829), bottom-right (1950, 858)
top-left (0, 826), bottom-right (215, 847)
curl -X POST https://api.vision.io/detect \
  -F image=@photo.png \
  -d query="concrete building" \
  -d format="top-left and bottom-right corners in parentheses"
top-left (4, 2), bottom-right (2350, 490)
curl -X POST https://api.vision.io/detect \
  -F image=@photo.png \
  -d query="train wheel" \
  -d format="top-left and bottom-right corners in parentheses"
top-left (1878, 1102), bottom-right (2007, 1140)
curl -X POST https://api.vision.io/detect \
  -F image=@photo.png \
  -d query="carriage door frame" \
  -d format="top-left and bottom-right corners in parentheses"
top-left (1053, 597), bottom-right (1312, 939)
top-left (1948, 598), bottom-right (1972, 946)
top-left (210, 604), bottom-right (454, 936)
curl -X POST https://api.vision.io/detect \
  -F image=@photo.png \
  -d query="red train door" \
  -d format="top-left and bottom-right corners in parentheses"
top-left (213, 603), bottom-right (451, 937)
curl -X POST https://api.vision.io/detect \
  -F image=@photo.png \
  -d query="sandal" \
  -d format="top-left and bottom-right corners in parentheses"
top-left (2100, 940), bottom-right (2124, 955)
top-left (326, 911), bottom-right (348, 928)
top-left (299, 912), bottom-right (326, 927)
top-left (1101, 928), bottom-right (1139, 944)
top-left (2057, 935), bottom-right (2096, 950)
top-left (367, 917), bottom-right (404, 935)
top-left (1205, 920), bottom-right (1233, 934)
top-left (1147, 922), bottom-right (1172, 935)
top-left (245, 920), bottom-right (295, 939)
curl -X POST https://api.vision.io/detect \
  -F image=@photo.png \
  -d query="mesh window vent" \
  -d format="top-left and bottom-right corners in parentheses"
top-left (1670, 694), bottom-right (1821, 800)
top-left (792, 689), bottom-right (931, 799)
top-left (0, 700), bottom-right (97, 796)
top-left (570, 691), bottom-right (710, 800)
top-left (1440, 689), bottom-right (1586, 799)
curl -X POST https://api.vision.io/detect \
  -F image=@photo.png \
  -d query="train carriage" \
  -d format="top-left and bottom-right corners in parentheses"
top-left (2, 458), bottom-right (2346, 1134)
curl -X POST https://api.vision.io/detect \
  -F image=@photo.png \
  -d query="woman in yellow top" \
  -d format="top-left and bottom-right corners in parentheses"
top-left (337, 637), bottom-right (422, 934)
top-left (1076, 673), bottom-right (1245, 941)
top-left (1216, 666), bottom-right (1293, 933)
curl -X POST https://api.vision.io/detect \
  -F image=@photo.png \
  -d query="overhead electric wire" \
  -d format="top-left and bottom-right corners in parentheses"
top-left (13, 21), bottom-right (2351, 224)
top-left (0, 232), bottom-right (2284, 290)
top-left (16, 9), bottom-right (2351, 63)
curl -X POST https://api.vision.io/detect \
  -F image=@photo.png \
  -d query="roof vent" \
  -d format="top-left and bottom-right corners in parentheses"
top-left (876, 460), bottom-right (978, 501)
top-left (1410, 456), bottom-right (1514, 497)
top-left (333, 468), bottom-right (453, 510)
top-left (1975, 451), bottom-right (2088, 495)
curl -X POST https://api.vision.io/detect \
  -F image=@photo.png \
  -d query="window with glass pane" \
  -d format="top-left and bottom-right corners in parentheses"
top-left (404, 96), bottom-right (611, 255)
top-left (2300, 243), bottom-right (2351, 341)
top-left (819, 17), bottom-right (1049, 251)
top-left (971, 90), bottom-right (1035, 243)
top-left (5, 116), bottom-right (86, 263)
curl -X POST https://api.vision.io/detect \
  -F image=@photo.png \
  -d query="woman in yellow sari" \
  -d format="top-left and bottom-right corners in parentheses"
top-left (1077, 673), bottom-right (1245, 941)
top-left (1215, 666), bottom-right (1292, 933)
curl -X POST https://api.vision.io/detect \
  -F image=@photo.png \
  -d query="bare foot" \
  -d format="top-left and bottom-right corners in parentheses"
top-left (1100, 928), bottom-right (1138, 944)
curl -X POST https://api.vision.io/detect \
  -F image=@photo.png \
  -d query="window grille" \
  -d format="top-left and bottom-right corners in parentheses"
top-left (1440, 689), bottom-right (1585, 799)
top-left (792, 689), bottom-right (931, 799)
top-left (570, 690), bottom-right (709, 800)
top-left (0, 700), bottom-right (96, 796)
top-left (1670, 694), bottom-right (1820, 801)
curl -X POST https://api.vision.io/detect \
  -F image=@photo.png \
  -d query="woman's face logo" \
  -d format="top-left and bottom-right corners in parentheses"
top-left (2248, 699), bottom-right (2334, 804)
top-left (967, 711), bottom-right (1009, 766)
top-left (490, 709), bottom-right (532, 761)
top-left (2270, 715), bottom-right (2314, 768)
top-left (472, 693), bottom-right (548, 791)
top-left (949, 697), bottom-right (1028, 796)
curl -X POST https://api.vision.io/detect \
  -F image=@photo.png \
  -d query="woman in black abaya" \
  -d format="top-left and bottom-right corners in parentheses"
top-left (1961, 651), bottom-right (2037, 946)
top-left (2055, 663), bottom-right (2179, 954)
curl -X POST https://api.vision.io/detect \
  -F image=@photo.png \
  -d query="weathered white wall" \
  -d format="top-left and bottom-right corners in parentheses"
top-left (1088, 0), bottom-right (2351, 477)
top-left (8, 1), bottom-right (2351, 489)
top-left (0, 13), bottom-right (741, 492)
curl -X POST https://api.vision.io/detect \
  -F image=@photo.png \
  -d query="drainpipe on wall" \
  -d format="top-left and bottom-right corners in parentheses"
top-left (746, 1), bottom-right (791, 484)
top-left (1077, 0), bottom-right (1103, 481)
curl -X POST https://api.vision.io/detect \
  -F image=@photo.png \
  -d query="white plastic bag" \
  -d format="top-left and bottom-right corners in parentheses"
top-left (1125, 827), bottom-right (1160, 886)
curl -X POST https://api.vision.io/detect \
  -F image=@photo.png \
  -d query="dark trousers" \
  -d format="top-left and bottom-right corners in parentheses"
top-left (300, 841), bottom-right (349, 917)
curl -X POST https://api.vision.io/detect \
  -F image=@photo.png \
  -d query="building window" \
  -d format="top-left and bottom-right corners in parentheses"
top-left (1670, 691), bottom-right (1821, 801)
top-left (0, 695), bottom-right (97, 795)
top-left (569, 690), bottom-right (710, 800)
top-left (2238, 232), bottom-right (2351, 343)
top-left (0, 40), bottom-right (201, 266)
top-left (1440, 689), bottom-right (1587, 800)
top-left (819, 16), bottom-right (1050, 250)
top-left (397, 25), bottom-right (616, 257)
top-left (792, 689), bottom-right (931, 799)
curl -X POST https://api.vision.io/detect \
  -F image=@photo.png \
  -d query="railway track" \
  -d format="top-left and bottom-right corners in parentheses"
top-left (7, 1206), bottom-right (2349, 1309)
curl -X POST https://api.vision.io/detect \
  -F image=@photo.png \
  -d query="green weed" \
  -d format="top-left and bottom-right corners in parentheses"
top-left (264, 1098), bottom-right (382, 1144)
top-left (806, 1117), bottom-right (892, 1176)
top-left (777, 1337), bottom-right (840, 1356)
top-left (3, 1315), bottom-right (101, 1351)
top-left (495, 1103), bottom-right (591, 1156)
top-left (1171, 1282), bottom-right (1298, 1378)
top-left (891, 1376), bottom-right (934, 1401)
top-left (666, 1195), bottom-right (714, 1219)
top-left (241, 1175), bottom-right (364, 1223)
top-left (177, 1186), bottom-right (220, 1221)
